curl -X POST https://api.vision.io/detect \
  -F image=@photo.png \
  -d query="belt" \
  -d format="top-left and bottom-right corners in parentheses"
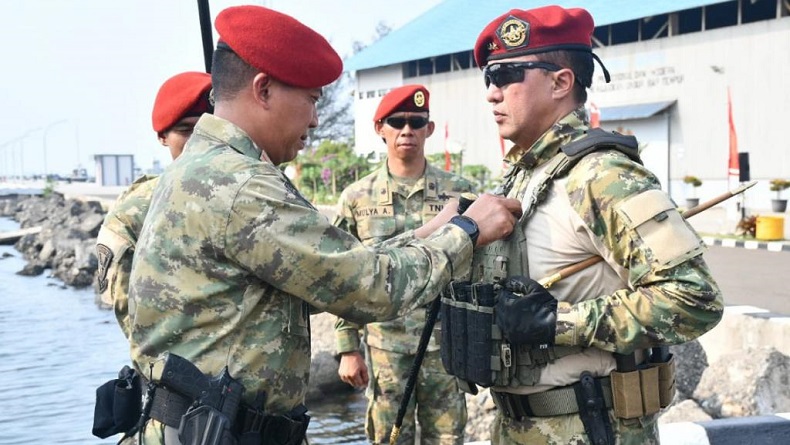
top-left (491, 376), bottom-right (612, 420)
top-left (145, 383), bottom-right (308, 440)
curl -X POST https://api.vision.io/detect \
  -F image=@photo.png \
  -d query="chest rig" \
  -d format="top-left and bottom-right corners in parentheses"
top-left (440, 129), bottom-right (641, 391)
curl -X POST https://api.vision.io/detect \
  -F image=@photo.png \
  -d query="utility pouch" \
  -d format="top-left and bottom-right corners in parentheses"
top-left (638, 366), bottom-right (661, 416)
top-left (92, 365), bottom-right (142, 439)
top-left (611, 358), bottom-right (670, 419)
top-left (610, 369), bottom-right (644, 420)
top-left (178, 405), bottom-right (236, 445)
top-left (465, 283), bottom-right (496, 386)
top-left (649, 354), bottom-right (676, 408)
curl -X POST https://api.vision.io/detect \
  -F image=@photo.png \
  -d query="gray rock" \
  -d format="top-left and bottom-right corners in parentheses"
top-left (658, 399), bottom-right (712, 424)
top-left (670, 340), bottom-right (708, 399)
top-left (694, 346), bottom-right (790, 418)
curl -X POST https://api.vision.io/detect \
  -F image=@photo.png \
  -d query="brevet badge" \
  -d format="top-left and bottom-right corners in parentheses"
top-left (497, 16), bottom-right (529, 49)
top-left (414, 91), bottom-right (425, 108)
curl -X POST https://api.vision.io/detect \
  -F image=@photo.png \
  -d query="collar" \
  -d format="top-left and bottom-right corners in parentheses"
top-left (192, 114), bottom-right (264, 161)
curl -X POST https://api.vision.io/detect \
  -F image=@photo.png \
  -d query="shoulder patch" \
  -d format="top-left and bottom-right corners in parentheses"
top-left (96, 243), bottom-right (114, 293)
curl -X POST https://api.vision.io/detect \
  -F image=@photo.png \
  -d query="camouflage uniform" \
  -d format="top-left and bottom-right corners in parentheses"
top-left (333, 163), bottom-right (471, 444)
top-left (485, 108), bottom-right (723, 444)
top-left (96, 175), bottom-right (159, 338)
top-left (128, 114), bottom-right (474, 444)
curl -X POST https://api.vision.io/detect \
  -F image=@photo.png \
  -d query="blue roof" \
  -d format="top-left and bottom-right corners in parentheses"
top-left (345, 0), bottom-right (730, 71)
top-left (600, 100), bottom-right (676, 121)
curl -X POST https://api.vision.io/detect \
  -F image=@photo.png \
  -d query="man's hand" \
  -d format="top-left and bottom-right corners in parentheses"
top-left (462, 194), bottom-right (522, 246)
top-left (495, 276), bottom-right (558, 346)
top-left (338, 351), bottom-right (369, 389)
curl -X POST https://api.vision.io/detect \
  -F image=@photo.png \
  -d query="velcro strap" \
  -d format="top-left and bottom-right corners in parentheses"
top-left (492, 377), bottom-right (612, 419)
top-left (148, 386), bottom-right (193, 428)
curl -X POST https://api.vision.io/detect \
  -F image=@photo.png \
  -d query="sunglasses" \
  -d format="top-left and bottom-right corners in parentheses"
top-left (483, 61), bottom-right (564, 88)
top-left (383, 116), bottom-right (430, 130)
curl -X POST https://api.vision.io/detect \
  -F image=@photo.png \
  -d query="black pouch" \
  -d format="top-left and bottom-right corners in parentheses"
top-left (92, 365), bottom-right (142, 439)
top-left (261, 405), bottom-right (311, 445)
top-left (465, 284), bottom-right (496, 386)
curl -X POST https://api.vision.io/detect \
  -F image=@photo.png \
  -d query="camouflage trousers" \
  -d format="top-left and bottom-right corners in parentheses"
top-left (491, 409), bottom-right (660, 445)
top-left (366, 347), bottom-right (467, 445)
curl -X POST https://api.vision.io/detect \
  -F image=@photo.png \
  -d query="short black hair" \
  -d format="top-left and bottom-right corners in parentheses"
top-left (211, 46), bottom-right (259, 102)
top-left (539, 50), bottom-right (593, 104)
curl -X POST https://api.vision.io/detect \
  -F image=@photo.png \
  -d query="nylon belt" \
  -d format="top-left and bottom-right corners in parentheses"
top-left (492, 376), bottom-right (612, 419)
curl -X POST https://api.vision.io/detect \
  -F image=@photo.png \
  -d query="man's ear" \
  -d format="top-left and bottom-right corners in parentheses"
top-left (551, 69), bottom-right (574, 99)
top-left (425, 121), bottom-right (436, 138)
top-left (374, 120), bottom-right (385, 136)
top-left (252, 73), bottom-right (273, 106)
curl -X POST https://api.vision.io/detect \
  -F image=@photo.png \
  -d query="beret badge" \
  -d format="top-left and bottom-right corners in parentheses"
top-left (497, 16), bottom-right (530, 49)
top-left (413, 91), bottom-right (426, 108)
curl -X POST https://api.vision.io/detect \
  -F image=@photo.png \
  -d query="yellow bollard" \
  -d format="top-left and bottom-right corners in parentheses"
top-left (755, 216), bottom-right (785, 241)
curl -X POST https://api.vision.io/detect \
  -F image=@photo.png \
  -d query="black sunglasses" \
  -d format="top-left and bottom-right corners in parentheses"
top-left (383, 116), bottom-right (430, 130)
top-left (483, 61), bottom-right (563, 88)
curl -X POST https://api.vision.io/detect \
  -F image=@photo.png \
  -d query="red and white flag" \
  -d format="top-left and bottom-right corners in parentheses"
top-left (727, 87), bottom-right (740, 178)
top-left (444, 122), bottom-right (451, 171)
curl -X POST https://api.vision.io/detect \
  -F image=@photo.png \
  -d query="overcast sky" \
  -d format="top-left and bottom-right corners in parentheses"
top-left (0, 0), bottom-right (442, 178)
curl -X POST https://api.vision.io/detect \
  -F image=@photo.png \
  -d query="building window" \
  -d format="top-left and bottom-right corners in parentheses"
top-left (377, 89), bottom-right (388, 97)
top-left (677, 8), bottom-right (702, 34)
top-left (405, 61), bottom-right (418, 78)
top-left (452, 51), bottom-right (472, 70)
top-left (611, 19), bottom-right (640, 44)
top-left (418, 58), bottom-right (433, 75)
top-left (592, 26), bottom-right (609, 47)
top-left (742, 0), bottom-right (777, 23)
top-left (366, 91), bottom-right (376, 99)
top-left (642, 14), bottom-right (669, 39)
top-left (706, 1), bottom-right (739, 30)
top-left (435, 55), bottom-right (451, 73)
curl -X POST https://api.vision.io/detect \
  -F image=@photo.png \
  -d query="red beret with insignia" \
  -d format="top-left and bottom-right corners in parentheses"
top-left (373, 85), bottom-right (430, 122)
top-left (151, 71), bottom-right (212, 133)
top-left (215, 5), bottom-right (342, 89)
top-left (474, 6), bottom-right (594, 67)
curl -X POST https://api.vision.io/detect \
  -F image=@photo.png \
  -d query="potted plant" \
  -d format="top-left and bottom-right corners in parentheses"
top-left (683, 175), bottom-right (702, 208)
top-left (769, 179), bottom-right (790, 212)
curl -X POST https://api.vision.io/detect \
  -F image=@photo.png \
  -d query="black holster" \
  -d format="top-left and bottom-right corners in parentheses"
top-left (92, 365), bottom-right (142, 439)
top-left (573, 372), bottom-right (614, 445)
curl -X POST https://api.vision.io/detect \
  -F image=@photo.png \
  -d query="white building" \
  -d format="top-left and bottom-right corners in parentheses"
top-left (344, 0), bottom-right (790, 209)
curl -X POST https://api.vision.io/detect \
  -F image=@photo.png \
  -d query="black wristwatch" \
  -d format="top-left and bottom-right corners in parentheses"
top-left (449, 215), bottom-right (479, 247)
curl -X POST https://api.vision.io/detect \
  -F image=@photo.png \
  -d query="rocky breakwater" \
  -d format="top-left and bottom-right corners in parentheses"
top-left (0, 193), bottom-right (350, 402)
top-left (1, 193), bottom-right (103, 287)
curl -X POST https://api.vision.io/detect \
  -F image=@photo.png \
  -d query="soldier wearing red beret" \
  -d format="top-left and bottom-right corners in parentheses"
top-left (151, 71), bottom-right (213, 160)
top-left (95, 71), bottom-right (212, 342)
top-left (333, 84), bottom-right (472, 444)
top-left (124, 6), bottom-right (522, 445)
top-left (439, 5), bottom-right (722, 445)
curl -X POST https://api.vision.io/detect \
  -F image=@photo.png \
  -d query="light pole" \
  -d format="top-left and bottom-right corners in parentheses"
top-left (43, 119), bottom-right (68, 177)
top-left (20, 128), bottom-right (43, 179)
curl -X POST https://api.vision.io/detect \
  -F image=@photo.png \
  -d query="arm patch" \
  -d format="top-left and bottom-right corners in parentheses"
top-left (617, 189), bottom-right (703, 267)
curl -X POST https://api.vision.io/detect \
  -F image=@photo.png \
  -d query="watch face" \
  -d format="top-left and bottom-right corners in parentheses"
top-left (451, 215), bottom-right (479, 245)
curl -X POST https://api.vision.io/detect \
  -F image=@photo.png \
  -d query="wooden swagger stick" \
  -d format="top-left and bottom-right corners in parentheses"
top-left (538, 181), bottom-right (757, 289)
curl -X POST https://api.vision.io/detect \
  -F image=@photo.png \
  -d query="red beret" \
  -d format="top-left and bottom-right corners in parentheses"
top-left (151, 72), bottom-right (212, 133)
top-left (373, 85), bottom-right (430, 122)
top-left (474, 6), bottom-right (594, 67)
top-left (215, 6), bottom-right (342, 89)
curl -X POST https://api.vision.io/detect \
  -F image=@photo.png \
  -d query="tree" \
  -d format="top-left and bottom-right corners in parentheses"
top-left (311, 74), bottom-right (354, 144)
top-left (291, 140), bottom-right (376, 204)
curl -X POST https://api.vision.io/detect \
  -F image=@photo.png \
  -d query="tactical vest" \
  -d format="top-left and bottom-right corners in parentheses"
top-left (440, 129), bottom-right (641, 390)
